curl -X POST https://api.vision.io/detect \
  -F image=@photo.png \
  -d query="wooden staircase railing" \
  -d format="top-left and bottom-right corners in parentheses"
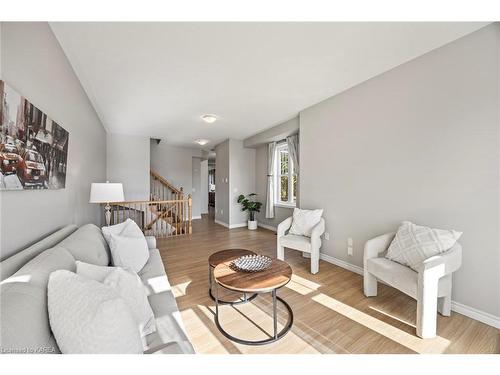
top-left (108, 197), bottom-right (192, 238)
top-left (150, 170), bottom-right (184, 201)
top-left (107, 170), bottom-right (192, 238)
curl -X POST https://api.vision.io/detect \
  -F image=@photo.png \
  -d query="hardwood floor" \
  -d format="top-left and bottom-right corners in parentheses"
top-left (157, 213), bottom-right (499, 354)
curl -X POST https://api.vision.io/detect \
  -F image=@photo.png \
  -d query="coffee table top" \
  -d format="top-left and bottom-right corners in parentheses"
top-left (209, 249), bottom-right (256, 268)
top-left (213, 258), bottom-right (292, 293)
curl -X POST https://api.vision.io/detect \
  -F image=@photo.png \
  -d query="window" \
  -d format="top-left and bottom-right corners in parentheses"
top-left (275, 143), bottom-right (297, 207)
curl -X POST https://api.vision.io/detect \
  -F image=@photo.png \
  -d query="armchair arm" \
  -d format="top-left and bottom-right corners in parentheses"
top-left (418, 242), bottom-right (462, 277)
top-left (310, 218), bottom-right (325, 254)
top-left (145, 236), bottom-right (157, 250)
top-left (311, 218), bottom-right (325, 239)
top-left (363, 232), bottom-right (395, 267)
top-left (277, 216), bottom-right (293, 238)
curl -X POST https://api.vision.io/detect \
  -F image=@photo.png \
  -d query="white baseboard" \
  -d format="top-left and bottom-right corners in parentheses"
top-left (229, 223), bottom-right (247, 229)
top-left (214, 220), bottom-right (247, 229)
top-left (257, 223), bottom-right (277, 232)
top-left (451, 301), bottom-right (500, 329)
top-left (319, 253), bottom-right (500, 329)
top-left (192, 215), bottom-right (202, 220)
top-left (214, 219), bottom-right (229, 228)
top-left (320, 253), bottom-right (364, 275)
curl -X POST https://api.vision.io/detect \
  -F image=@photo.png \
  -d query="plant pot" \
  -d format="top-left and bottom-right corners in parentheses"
top-left (248, 220), bottom-right (257, 230)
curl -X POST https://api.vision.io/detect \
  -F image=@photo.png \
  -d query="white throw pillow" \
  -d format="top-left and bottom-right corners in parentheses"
top-left (47, 270), bottom-right (143, 354)
top-left (385, 221), bottom-right (462, 271)
top-left (109, 233), bottom-right (150, 272)
top-left (288, 208), bottom-right (324, 237)
top-left (76, 261), bottom-right (156, 337)
top-left (102, 218), bottom-right (144, 243)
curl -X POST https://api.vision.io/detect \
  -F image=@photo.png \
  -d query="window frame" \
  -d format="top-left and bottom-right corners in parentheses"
top-left (274, 142), bottom-right (297, 208)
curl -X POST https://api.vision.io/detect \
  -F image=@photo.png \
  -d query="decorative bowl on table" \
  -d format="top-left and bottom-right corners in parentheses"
top-left (230, 254), bottom-right (272, 272)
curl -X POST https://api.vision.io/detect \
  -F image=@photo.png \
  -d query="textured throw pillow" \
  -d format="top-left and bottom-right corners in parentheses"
top-left (76, 261), bottom-right (156, 337)
top-left (48, 270), bottom-right (143, 354)
top-left (108, 233), bottom-right (149, 272)
top-left (289, 208), bottom-right (324, 237)
top-left (102, 218), bottom-right (144, 243)
top-left (385, 221), bottom-right (462, 271)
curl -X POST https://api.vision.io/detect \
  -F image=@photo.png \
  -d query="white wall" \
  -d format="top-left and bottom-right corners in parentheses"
top-left (229, 139), bottom-right (256, 226)
top-left (214, 139), bottom-right (256, 227)
top-left (300, 24), bottom-right (500, 317)
top-left (106, 133), bottom-right (150, 201)
top-left (215, 140), bottom-right (230, 224)
top-left (191, 157), bottom-right (202, 219)
top-left (0, 22), bottom-right (107, 259)
top-left (200, 159), bottom-right (208, 214)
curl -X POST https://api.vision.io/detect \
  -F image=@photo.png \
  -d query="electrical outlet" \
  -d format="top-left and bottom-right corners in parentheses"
top-left (347, 237), bottom-right (353, 256)
top-left (221, 209), bottom-right (223, 215)
top-left (324, 233), bottom-right (330, 240)
top-left (348, 247), bottom-right (353, 256)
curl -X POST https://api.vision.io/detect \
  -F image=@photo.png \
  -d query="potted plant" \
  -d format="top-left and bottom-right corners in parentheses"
top-left (237, 193), bottom-right (262, 230)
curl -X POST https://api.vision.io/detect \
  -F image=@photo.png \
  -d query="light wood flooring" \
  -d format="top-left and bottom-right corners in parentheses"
top-left (157, 213), bottom-right (499, 354)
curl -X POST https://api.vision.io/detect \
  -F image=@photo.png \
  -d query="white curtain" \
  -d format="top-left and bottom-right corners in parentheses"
top-left (265, 141), bottom-right (277, 218)
top-left (286, 134), bottom-right (299, 173)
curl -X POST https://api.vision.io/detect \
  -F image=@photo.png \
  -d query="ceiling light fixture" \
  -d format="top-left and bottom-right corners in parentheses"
top-left (201, 114), bottom-right (217, 124)
top-left (195, 139), bottom-right (210, 146)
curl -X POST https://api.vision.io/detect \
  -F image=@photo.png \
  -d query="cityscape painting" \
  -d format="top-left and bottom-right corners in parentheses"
top-left (0, 80), bottom-right (69, 190)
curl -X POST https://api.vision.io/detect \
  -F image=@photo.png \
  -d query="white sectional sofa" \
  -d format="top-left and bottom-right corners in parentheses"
top-left (0, 223), bottom-right (194, 354)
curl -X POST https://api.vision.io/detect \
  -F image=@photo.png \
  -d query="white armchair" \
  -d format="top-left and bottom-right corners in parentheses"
top-left (277, 217), bottom-right (325, 274)
top-left (363, 232), bottom-right (462, 338)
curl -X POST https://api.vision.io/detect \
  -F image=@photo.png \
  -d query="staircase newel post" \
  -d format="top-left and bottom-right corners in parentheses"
top-left (188, 194), bottom-right (192, 234)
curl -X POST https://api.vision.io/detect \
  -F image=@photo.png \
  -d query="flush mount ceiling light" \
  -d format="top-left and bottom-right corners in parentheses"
top-left (201, 114), bottom-right (217, 124)
top-left (195, 139), bottom-right (210, 146)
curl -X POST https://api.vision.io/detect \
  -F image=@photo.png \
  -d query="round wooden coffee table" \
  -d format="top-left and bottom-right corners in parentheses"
top-left (212, 256), bottom-right (293, 345)
top-left (208, 249), bottom-right (258, 305)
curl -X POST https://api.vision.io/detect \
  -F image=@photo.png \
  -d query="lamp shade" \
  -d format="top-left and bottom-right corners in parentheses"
top-left (89, 182), bottom-right (124, 203)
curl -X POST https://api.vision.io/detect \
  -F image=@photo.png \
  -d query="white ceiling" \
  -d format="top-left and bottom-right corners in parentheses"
top-left (50, 22), bottom-right (488, 149)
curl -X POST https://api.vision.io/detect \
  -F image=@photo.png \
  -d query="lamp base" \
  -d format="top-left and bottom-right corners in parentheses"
top-left (104, 203), bottom-right (111, 226)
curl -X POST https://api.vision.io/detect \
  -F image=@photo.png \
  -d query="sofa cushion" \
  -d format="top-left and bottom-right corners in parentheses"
top-left (58, 224), bottom-right (111, 266)
top-left (139, 249), bottom-right (195, 354)
top-left (0, 247), bottom-right (76, 354)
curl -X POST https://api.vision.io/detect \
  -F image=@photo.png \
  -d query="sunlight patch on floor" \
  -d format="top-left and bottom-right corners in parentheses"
top-left (182, 307), bottom-right (229, 354)
top-left (171, 281), bottom-right (191, 297)
top-left (285, 274), bottom-right (322, 295)
top-left (198, 302), bottom-right (324, 353)
top-left (369, 305), bottom-right (416, 327)
top-left (312, 293), bottom-right (450, 354)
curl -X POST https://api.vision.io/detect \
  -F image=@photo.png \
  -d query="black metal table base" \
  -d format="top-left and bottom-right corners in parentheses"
top-left (213, 284), bottom-right (294, 346)
top-left (208, 288), bottom-right (258, 305)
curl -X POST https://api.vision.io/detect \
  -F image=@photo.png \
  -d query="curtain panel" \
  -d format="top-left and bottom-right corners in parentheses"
top-left (286, 134), bottom-right (299, 174)
top-left (265, 141), bottom-right (277, 218)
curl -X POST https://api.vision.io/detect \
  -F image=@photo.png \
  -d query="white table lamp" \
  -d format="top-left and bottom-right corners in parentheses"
top-left (89, 182), bottom-right (124, 226)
